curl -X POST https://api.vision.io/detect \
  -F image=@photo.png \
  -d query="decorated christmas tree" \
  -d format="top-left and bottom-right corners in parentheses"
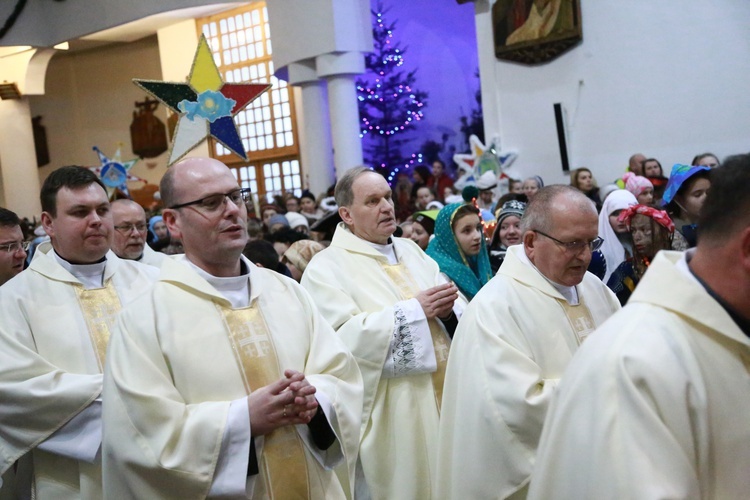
top-left (357, 2), bottom-right (428, 183)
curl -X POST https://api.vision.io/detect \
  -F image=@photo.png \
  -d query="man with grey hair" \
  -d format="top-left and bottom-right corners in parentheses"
top-left (435, 185), bottom-right (620, 499)
top-left (110, 199), bottom-right (165, 266)
top-left (302, 166), bottom-right (461, 499)
top-left (529, 154), bottom-right (750, 499)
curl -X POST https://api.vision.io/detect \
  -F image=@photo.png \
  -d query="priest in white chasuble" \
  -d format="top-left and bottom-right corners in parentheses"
top-left (102, 158), bottom-right (363, 499)
top-left (302, 167), bottom-right (461, 499)
top-left (0, 166), bottom-right (158, 500)
top-left (529, 155), bottom-right (750, 499)
top-left (436, 185), bottom-right (620, 499)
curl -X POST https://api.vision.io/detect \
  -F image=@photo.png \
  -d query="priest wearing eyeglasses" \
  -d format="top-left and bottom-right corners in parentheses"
top-left (435, 185), bottom-right (620, 499)
top-left (110, 199), bottom-right (165, 267)
top-left (0, 207), bottom-right (28, 286)
top-left (102, 157), bottom-right (363, 499)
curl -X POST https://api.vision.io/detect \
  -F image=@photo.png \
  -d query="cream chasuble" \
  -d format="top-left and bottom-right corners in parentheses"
top-left (102, 257), bottom-right (362, 499)
top-left (529, 251), bottom-right (750, 499)
top-left (435, 245), bottom-right (620, 499)
top-left (0, 245), bottom-right (157, 500)
top-left (218, 304), bottom-right (310, 498)
top-left (138, 244), bottom-right (167, 267)
top-left (302, 224), bottom-right (453, 499)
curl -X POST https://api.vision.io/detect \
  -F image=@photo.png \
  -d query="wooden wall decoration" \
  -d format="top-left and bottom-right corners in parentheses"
top-left (493, 0), bottom-right (582, 65)
top-left (129, 183), bottom-right (160, 211)
top-left (130, 97), bottom-right (168, 158)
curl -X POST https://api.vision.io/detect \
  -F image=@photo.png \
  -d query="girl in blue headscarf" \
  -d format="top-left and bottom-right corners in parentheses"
top-left (426, 202), bottom-right (493, 301)
top-left (148, 215), bottom-right (169, 245)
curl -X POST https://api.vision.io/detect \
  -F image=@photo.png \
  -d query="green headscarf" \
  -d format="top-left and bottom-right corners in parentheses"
top-left (426, 202), bottom-right (493, 300)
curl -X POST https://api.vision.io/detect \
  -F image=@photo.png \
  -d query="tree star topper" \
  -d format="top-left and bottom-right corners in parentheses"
top-left (133, 35), bottom-right (270, 166)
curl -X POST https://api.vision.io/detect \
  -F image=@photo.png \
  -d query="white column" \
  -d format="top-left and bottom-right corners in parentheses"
top-left (325, 74), bottom-right (364, 179)
top-left (474, 0), bottom-right (502, 140)
top-left (296, 82), bottom-right (335, 196)
top-left (0, 99), bottom-right (42, 217)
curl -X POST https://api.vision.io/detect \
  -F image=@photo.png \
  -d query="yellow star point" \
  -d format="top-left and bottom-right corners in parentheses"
top-left (189, 37), bottom-right (223, 93)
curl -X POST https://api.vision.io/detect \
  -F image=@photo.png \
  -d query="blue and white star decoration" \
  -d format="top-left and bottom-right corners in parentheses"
top-left (89, 145), bottom-right (144, 199)
top-left (133, 35), bottom-right (270, 166)
top-left (453, 135), bottom-right (519, 191)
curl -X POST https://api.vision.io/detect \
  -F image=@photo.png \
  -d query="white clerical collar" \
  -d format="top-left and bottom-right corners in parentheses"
top-left (518, 245), bottom-right (579, 305)
top-left (675, 248), bottom-right (701, 285)
top-left (182, 255), bottom-right (251, 309)
top-left (364, 238), bottom-right (398, 265)
top-left (53, 249), bottom-right (107, 290)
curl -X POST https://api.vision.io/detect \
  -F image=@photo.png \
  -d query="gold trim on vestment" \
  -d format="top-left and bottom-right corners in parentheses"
top-left (381, 263), bottom-right (451, 411)
top-left (73, 282), bottom-right (122, 371)
top-left (557, 294), bottom-right (596, 345)
top-left (218, 303), bottom-right (311, 499)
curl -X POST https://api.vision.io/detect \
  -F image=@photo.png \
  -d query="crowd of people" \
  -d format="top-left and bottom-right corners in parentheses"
top-left (0, 149), bottom-right (747, 499)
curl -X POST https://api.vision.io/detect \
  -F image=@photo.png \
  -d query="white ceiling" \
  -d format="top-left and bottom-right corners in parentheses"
top-left (79, 3), bottom-right (240, 44)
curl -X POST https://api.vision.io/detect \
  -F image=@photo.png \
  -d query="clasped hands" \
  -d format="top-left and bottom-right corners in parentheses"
top-left (416, 282), bottom-right (458, 320)
top-left (247, 369), bottom-right (318, 436)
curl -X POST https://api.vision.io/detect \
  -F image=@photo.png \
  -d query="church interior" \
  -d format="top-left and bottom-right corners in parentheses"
top-left (0, 0), bottom-right (748, 219)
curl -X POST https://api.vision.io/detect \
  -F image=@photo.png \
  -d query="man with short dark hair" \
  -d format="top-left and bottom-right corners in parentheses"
top-left (529, 154), bottom-right (750, 499)
top-left (0, 207), bottom-right (27, 286)
top-left (110, 199), bottom-right (165, 266)
top-left (436, 185), bottom-right (620, 499)
top-left (242, 238), bottom-right (292, 277)
top-left (303, 166), bottom-right (461, 498)
top-left (0, 206), bottom-right (27, 500)
top-left (0, 166), bottom-right (157, 499)
top-left (102, 157), bottom-right (362, 499)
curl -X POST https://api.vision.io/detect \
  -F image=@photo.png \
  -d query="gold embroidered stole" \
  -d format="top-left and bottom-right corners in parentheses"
top-left (218, 303), bottom-right (311, 499)
top-left (557, 293), bottom-right (596, 346)
top-left (73, 281), bottom-right (122, 371)
top-left (381, 262), bottom-right (450, 411)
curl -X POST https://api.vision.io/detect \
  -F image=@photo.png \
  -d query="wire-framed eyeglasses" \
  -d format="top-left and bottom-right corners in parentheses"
top-left (114, 222), bottom-right (147, 234)
top-left (0, 241), bottom-right (30, 254)
top-left (533, 229), bottom-right (604, 253)
top-left (168, 188), bottom-right (252, 212)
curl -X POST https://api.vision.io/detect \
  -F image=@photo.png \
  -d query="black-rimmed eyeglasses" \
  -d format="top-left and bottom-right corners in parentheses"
top-left (168, 188), bottom-right (252, 212)
top-left (0, 241), bottom-right (30, 254)
top-left (533, 229), bottom-right (603, 253)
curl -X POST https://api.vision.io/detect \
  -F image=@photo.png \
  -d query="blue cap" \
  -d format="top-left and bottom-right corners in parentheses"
top-left (661, 164), bottom-right (711, 206)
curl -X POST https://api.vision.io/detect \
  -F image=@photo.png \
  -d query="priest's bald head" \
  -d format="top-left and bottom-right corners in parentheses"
top-left (629, 153), bottom-right (646, 175)
top-left (161, 157), bottom-right (250, 276)
top-left (520, 185), bottom-right (600, 287)
top-left (336, 167), bottom-right (397, 245)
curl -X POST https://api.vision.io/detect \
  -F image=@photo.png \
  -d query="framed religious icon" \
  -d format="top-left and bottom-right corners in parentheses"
top-left (492, 0), bottom-right (582, 64)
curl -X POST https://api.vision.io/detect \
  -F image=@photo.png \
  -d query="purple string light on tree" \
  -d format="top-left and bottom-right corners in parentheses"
top-left (357, 1), bottom-right (428, 184)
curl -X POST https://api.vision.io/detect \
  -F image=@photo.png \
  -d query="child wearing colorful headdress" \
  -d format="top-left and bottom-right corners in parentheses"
top-left (606, 205), bottom-right (674, 305)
